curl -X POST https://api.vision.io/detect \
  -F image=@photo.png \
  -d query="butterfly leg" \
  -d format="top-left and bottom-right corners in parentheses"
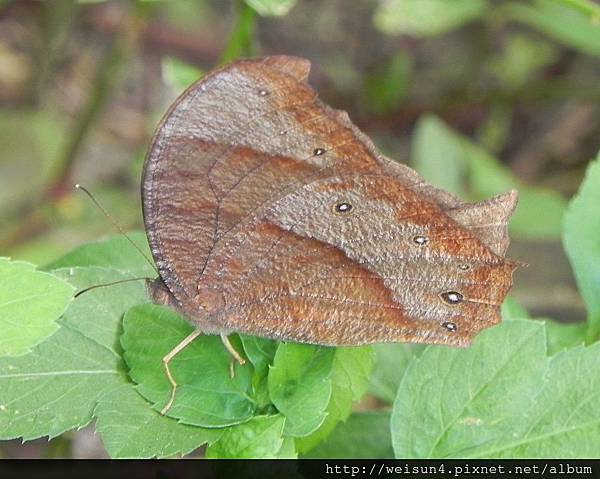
top-left (160, 329), bottom-right (202, 415)
top-left (220, 333), bottom-right (246, 378)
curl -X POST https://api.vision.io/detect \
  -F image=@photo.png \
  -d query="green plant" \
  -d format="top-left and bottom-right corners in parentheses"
top-left (1, 121), bottom-right (599, 457)
top-left (2, 0), bottom-right (600, 459)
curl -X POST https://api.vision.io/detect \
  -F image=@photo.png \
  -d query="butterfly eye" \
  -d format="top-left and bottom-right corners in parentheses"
top-left (334, 202), bottom-right (353, 213)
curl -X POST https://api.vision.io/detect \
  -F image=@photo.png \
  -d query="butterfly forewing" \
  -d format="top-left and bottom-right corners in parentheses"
top-left (143, 55), bottom-right (519, 347)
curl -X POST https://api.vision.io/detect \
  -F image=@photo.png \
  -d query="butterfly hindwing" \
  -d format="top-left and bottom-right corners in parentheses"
top-left (143, 56), bottom-right (518, 346)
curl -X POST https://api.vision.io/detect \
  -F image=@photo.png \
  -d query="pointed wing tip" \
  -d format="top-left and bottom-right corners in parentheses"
top-left (506, 189), bottom-right (519, 207)
top-left (492, 189), bottom-right (519, 214)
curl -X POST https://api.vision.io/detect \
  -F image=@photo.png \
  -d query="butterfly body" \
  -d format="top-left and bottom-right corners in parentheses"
top-left (143, 55), bottom-right (519, 349)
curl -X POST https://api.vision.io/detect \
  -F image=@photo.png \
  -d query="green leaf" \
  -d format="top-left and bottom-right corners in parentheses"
top-left (162, 57), bottom-right (203, 91)
top-left (488, 343), bottom-right (600, 457)
top-left (0, 326), bottom-right (125, 441)
top-left (411, 115), bottom-right (568, 240)
top-left (563, 156), bottom-right (600, 340)
top-left (306, 411), bottom-right (394, 459)
top-left (0, 258), bottom-right (74, 357)
top-left (43, 232), bottom-right (154, 278)
top-left (508, 0), bottom-right (600, 57)
top-left (275, 437), bottom-right (298, 458)
top-left (220, 2), bottom-right (257, 63)
top-left (392, 319), bottom-right (600, 458)
top-left (369, 343), bottom-right (423, 404)
top-left (411, 114), bottom-right (466, 196)
top-left (501, 297), bottom-right (531, 320)
top-left (241, 335), bottom-right (279, 407)
top-left (363, 52), bottom-right (412, 115)
top-left (206, 415), bottom-right (285, 458)
top-left (244, 0), bottom-right (296, 16)
top-left (296, 346), bottom-right (375, 453)
top-left (374, 0), bottom-right (488, 37)
top-left (393, 320), bottom-right (546, 458)
top-left (486, 34), bottom-right (557, 90)
top-left (556, 0), bottom-right (600, 18)
top-left (475, 103), bottom-right (513, 155)
top-left (268, 343), bottom-right (335, 437)
top-left (241, 336), bottom-right (278, 376)
top-left (0, 265), bottom-right (146, 440)
top-left (545, 320), bottom-right (587, 355)
top-left (121, 304), bottom-right (255, 427)
top-left (503, 297), bottom-right (585, 355)
top-left (94, 384), bottom-right (222, 458)
top-left (53, 266), bottom-right (149, 355)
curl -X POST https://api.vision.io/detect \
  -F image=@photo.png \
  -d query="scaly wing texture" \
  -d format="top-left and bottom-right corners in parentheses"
top-left (143, 56), bottom-right (382, 302)
top-left (143, 56), bottom-right (518, 347)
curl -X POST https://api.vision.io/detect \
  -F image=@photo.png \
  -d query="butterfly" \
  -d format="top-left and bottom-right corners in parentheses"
top-left (141, 55), bottom-right (519, 413)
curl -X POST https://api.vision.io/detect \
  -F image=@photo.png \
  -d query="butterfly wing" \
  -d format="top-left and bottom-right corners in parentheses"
top-left (143, 56), bottom-right (518, 347)
top-left (197, 173), bottom-right (517, 346)
top-left (143, 56), bottom-right (383, 304)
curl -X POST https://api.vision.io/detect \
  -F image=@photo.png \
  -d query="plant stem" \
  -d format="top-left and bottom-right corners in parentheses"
top-left (219, 0), bottom-right (258, 64)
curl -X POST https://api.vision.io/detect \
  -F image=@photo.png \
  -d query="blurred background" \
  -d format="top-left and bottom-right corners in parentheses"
top-left (1, 0), bottom-right (599, 457)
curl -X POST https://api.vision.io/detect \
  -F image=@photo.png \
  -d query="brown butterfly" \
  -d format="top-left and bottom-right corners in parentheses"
top-left (142, 55), bottom-right (519, 413)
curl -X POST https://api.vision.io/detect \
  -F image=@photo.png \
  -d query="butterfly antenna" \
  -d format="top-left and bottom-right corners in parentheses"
top-left (74, 184), bottom-right (159, 275)
top-left (75, 277), bottom-right (153, 298)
